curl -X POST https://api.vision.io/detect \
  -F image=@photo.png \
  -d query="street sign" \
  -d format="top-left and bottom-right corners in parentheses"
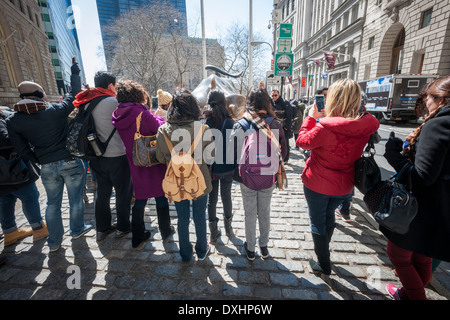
top-left (279, 23), bottom-right (293, 38)
top-left (278, 38), bottom-right (292, 53)
top-left (275, 53), bottom-right (293, 77)
top-left (267, 77), bottom-right (282, 86)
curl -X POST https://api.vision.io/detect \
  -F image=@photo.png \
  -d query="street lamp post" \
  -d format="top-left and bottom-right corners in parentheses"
top-left (248, 0), bottom-right (253, 90)
top-left (201, 0), bottom-right (207, 79)
top-left (250, 41), bottom-right (274, 55)
top-left (250, 41), bottom-right (274, 89)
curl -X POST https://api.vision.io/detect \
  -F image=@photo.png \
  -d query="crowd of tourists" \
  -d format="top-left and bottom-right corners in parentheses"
top-left (1, 58), bottom-right (449, 300)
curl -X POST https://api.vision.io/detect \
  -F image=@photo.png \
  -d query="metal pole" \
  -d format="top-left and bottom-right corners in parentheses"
top-left (248, 0), bottom-right (253, 90)
top-left (201, 0), bottom-right (207, 79)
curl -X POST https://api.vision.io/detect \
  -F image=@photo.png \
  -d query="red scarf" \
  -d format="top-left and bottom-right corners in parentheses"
top-left (73, 87), bottom-right (116, 108)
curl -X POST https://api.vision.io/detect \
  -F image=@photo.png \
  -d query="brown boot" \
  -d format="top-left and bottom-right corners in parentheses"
top-left (4, 228), bottom-right (33, 246)
top-left (33, 222), bottom-right (49, 242)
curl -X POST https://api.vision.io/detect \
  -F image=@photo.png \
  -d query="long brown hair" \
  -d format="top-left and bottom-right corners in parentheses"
top-left (403, 76), bottom-right (450, 161)
top-left (239, 86), bottom-right (277, 119)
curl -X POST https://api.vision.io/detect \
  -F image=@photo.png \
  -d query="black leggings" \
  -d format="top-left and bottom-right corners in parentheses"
top-left (207, 173), bottom-right (233, 222)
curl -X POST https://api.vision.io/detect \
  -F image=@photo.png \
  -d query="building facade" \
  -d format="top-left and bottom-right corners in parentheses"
top-left (38, 0), bottom-right (86, 95)
top-left (0, 0), bottom-right (59, 107)
top-left (96, 0), bottom-right (188, 69)
top-left (273, 0), bottom-right (450, 100)
top-left (358, 0), bottom-right (450, 82)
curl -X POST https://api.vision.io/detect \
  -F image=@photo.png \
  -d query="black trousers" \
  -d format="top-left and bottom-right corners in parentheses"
top-left (90, 155), bottom-right (133, 233)
top-left (207, 173), bottom-right (233, 222)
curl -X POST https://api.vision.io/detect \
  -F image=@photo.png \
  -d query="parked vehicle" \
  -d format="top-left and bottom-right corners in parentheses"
top-left (358, 74), bottom-right (438, 122)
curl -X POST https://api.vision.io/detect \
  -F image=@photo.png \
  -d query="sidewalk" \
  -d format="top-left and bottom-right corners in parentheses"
top-left (0, 146), bottom-right (448, 301)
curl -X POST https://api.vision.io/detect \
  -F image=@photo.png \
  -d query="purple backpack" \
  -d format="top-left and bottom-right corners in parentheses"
top-left (238, 118), bottom-right (280, 190)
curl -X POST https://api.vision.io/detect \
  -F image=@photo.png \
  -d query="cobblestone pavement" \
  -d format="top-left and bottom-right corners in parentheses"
top-left (0, 146), bottom-right (449, 301)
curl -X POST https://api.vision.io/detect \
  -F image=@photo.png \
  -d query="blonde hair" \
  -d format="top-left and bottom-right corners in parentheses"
top-left (325, 78), bottom-right (362, 119)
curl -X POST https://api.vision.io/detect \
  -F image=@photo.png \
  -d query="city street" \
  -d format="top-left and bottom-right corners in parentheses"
top-left (0, 143), bottom-right (448, 302)
top-left (373, 121), bottom-right (421, 180)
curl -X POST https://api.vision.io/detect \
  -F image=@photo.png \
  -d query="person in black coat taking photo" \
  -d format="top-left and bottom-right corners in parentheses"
top-left (383, 76), bottom-right (450, 300)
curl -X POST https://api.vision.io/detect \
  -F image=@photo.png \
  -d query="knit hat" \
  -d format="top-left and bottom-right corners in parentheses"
top-left (157, 89), bottom-right (172, 107)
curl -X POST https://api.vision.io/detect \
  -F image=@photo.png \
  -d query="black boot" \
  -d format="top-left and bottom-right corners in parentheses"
top-left (156, 205), bottom-right (175, 242)
top-left (224, 216), bottom-right (233, 238)
top-left (209, 218), bottom-right (221, 242)
top-left (132, 207), bottom-right (150, 248)
top-left (309, 233), bottom-right (331, 276)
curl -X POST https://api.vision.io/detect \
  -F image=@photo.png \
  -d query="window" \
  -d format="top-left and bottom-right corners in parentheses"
top-left (27, 6), bottom-right (33, 21)
top-left (368, 36), bottom-right (375, 49)
top-left (52, 59), bottom-right (60, 66)
top-left (35, 14), bottom-right (40, 28)
top-left (18, 0), bottom-right (24, 13)
top-left (41, 13), bottom-right (50, 22)
top-left (420, 8), bottom-right (432, 28)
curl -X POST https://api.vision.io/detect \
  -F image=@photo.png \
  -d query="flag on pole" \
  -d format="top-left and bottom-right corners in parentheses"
top-left (301, 77), bottom-right (307, 87)
top-left (324, 53), bottom-right (335, 70)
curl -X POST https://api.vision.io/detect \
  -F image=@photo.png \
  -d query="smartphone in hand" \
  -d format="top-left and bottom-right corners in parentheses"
top-left (315, 95), bottom-right (325, 112)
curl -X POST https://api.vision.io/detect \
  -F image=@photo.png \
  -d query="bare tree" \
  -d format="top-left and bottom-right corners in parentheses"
top-left (104, 1), bottom-right (189, 95)
top-left (218, 23), bottom-right (270, 94)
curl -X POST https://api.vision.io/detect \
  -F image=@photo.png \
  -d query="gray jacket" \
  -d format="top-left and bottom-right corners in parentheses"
top-left (91, 96), bottom-right (126, 157)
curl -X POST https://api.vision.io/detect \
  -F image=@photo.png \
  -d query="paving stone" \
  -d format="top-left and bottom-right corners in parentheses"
top-left (1, 147), bottom-right (447, 301)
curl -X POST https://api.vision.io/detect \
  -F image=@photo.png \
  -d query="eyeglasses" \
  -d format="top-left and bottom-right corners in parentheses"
top-left (272, 95), bottom-right (278, 97)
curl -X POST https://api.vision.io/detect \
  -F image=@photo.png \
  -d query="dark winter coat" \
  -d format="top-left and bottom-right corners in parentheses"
top-left (6, 74), bottom-right (82, 164)
top-left (0, 117), bottom-right (39, 196)
top-left (205, 117), bottom-right (236, 176)
top-left (383, 105), bottom-right (450, 262)
top-left (272, 97), bottom-right (294, 135)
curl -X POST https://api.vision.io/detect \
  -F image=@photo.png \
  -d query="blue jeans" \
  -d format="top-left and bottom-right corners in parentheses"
top-left (174, 195), bottom-right (208, 262)
top-left (41, 157), bottom-right (91, 248)
top-left (0, 182), bottom-right (43, 233)
top-left (304, 186), bottom-right (352, 236)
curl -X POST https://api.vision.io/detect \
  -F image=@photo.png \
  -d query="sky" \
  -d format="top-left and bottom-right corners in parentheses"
top-left (71, 0), bottom-right (274, 86)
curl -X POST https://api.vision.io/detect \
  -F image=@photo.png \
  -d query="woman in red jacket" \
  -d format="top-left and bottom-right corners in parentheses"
top-left (296, 78), bottom-right (379, 276)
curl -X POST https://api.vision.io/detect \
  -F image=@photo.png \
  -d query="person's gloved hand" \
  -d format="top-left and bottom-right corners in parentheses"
top-left (384, 131), bottom-right (408, 171)
top-left (71, 62), bottom-right (80, 76)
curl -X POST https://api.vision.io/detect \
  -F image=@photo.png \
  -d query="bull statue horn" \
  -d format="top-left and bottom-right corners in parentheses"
top-left (211, 76), bottom-right (216, 90)
top-left (205, 65), bottom-right (244, 78)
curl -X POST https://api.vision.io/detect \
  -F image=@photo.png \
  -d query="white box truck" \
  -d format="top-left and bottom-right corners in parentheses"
top-left (359, 74), bottom-right (438, 122)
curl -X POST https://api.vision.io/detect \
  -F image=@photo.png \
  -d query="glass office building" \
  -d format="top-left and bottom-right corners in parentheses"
top-left (96, 0), bottom-right (188, 68)
top-left (38, 0), bottom-right (86, 95)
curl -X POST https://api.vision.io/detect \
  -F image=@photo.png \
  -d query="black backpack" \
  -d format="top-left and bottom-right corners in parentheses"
top-left (66, 96), bottom-right (116, 161)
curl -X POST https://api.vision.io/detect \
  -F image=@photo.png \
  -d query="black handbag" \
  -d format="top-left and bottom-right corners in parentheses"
top-left (0, 150), bottom-right (30, 186)
top-left (354, 133), bottom-right (381, 194)
top-left (364, 163), bottom-right (418, 235)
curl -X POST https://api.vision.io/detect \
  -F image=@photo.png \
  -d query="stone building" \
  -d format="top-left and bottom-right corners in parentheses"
top-left (0, 0), bottom-right (59, 108)
top-left (357, 0), bottom-right (450, 81)
top-left (273, 0), bottom-right (450, 100)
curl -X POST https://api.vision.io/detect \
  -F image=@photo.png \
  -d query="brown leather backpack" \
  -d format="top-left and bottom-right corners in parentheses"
top-left (161, 125), bottom-right (207, 203)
